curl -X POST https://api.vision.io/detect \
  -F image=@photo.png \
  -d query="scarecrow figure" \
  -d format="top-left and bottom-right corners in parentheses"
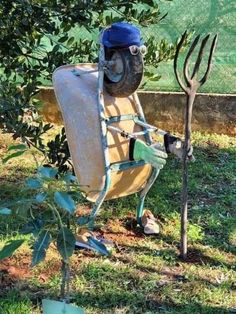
top-left (53, 22), bottom-right (194, 248)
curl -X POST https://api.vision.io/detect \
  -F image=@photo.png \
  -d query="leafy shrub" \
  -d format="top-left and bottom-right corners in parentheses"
top-left (0, 1), bottom-right (181, 172)
top-left (0, 165), bottom-right (109, 303)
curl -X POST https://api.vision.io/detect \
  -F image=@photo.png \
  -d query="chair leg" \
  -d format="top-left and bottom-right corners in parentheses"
top-left (136, 195), bottom-right (145, 226)
top-left (88, 173), bottom-right (111, 230)
top-left (88, 192), bottom-right (107, 230)
top-left (136, 167), bottom-right (160, 226)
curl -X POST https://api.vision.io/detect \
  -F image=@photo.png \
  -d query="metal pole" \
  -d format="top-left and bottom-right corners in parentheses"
top-left (174, 32), bottom-right (218, 259)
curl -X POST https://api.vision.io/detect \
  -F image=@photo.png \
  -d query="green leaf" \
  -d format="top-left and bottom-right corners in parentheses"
top-left (20, 219), bottom-right (43, 236)
top-left (67, 37), bottom-right (74, 46)
top-left (63, 24), bottom-right (71, 32)
top-left (0, 208), bottom-right (12, 215)
top-left (149, 74), bottom-right (161, 81)
top-left (26, 178), bottom-right (42, 189)
top-left (42, 299), bottom-right (84, 313)
top-left (38, 167), bottom-right (58, 178)
top-left (57, 227), bottom-right (75, 261)
top-left (0, 240), bottom-right (25, 260)
top-left (54, 192), bottom-right (75, 213)
top-left (58, 35), bottom-right (68, 43)
top-left (63, 173), bottom-right (77, 183)
top-left (8, 144), bottom-right (27, 151)
top-left (52, 44), bottom-right (60, 53)
top-left (2, 150), bottom-right (26, 163)
top-left (35, 192), bottom-right (47, 203)
top-left (88, 237), bottom-right (110, 256)
top-left (77, 216), bottom-right (90, 226)
top-left (32, 230), bottom-right (52, 266)
top-left (18, 55), bottom-right (26, 63)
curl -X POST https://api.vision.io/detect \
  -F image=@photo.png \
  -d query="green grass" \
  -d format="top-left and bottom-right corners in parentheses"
top-left (0, 131), bottom-right (235, 314)
top-left (0, 294), bottom-right (40, 314)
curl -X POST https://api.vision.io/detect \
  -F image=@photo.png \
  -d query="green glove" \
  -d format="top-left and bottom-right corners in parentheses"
top-left (132, 139), bottom-right (167, 169)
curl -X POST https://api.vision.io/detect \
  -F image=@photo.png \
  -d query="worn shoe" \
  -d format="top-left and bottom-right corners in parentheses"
top-left (75, 229), bottom-right (95, 250)
top-left (75, 229), bottom-right (114, 253)
top-left (141, 210), bottom-right (160, 235)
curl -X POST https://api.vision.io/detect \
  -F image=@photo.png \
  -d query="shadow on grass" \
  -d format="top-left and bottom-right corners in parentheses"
top-left (72, 291), bottom-right (233, 314)
top-left (0, 239), bottom-right (235, 313)
top-left (107, 216), bottom-right (236, 270)
top-left (111, 244), bottom-right (235, 274)
top-left (1, 287), bottom-right (234, 314)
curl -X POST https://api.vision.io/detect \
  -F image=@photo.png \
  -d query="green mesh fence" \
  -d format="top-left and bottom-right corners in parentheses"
top-left (142, 0), bottom-right (236, 94)
top-left (63, 0), bottom-right (235, 94)
top-left (13, 0), bottom-right (235, 94)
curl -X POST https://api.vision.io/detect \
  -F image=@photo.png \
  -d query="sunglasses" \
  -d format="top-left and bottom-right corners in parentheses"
top-left (129, 45), bottom-right (147, 56)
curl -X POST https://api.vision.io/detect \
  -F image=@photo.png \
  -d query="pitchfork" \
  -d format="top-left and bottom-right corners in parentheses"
top-left (174, 32), bottom-right (218, 259)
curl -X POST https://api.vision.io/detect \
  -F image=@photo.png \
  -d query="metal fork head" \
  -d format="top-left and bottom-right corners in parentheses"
top-left (174, 32), bottom-right (218, 94)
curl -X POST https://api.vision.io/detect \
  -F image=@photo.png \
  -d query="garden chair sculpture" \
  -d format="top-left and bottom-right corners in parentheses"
top-left (52, 22), bottom-right (194, 233)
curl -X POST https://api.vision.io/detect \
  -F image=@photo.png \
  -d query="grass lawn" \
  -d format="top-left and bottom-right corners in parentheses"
top-left (0, 131), bottom-right (235, 314)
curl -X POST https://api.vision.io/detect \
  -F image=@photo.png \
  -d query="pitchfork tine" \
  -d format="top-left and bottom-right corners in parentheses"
top-left (199, 34), bottom-right (218, 85)
top-left (183, 35), bottom-right (200, 87)
top-left (191, 34), bottom-right (210, 80)
top-left (174, 31), bottom-right (188, 93)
